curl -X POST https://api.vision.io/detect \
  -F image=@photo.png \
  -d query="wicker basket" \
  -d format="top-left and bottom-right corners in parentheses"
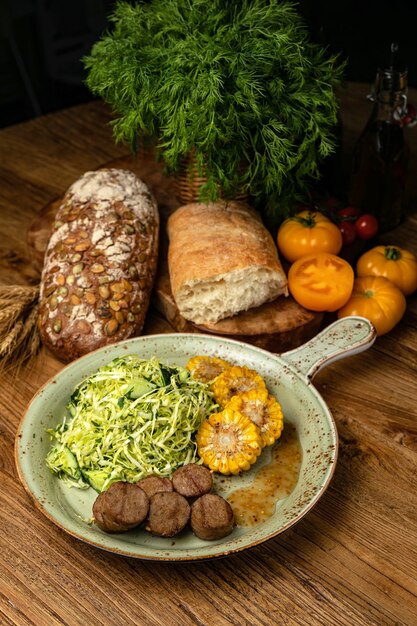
top-left (174, 152), bottom-right (249, 205)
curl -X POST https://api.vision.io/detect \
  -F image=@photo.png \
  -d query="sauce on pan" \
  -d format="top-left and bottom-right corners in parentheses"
top-left (226, 425), bottom-right (302, 527)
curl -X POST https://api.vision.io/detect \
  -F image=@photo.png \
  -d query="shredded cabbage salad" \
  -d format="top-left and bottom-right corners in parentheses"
top-left (46, 355), bottom-right (217, 492)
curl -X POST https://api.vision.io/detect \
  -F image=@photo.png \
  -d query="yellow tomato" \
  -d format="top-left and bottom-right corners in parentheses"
top-left (338, 276), bottom-right (406, 336)
top-left (277, 210), bottom-right (343, 263)
top-left (356, 245), bottom-right (417, 296)
top-left (288, 252), bottom-right (354, 312)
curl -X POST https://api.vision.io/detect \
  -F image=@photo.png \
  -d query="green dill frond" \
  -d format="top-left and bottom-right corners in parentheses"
top-left (84, 0), bottom-right (345, 219)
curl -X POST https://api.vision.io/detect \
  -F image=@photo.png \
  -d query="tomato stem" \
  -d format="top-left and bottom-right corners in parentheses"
top-left (384, 246), bottom-right (402, 261)
top-left (292, 212), bottom-right (316, 228)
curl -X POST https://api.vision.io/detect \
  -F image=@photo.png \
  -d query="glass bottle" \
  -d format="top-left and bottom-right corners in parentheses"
top-left (349, 45), bottom-right (409, 232)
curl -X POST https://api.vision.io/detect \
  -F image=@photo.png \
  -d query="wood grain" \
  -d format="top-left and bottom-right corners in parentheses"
top-left (1, 85), bottom-right (417, 626)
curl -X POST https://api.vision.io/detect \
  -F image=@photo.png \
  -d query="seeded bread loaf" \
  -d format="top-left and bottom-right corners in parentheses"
top-left (167, 201), bottom-right (288, 324)
top-left (38, 168), bottom-right (159, 361)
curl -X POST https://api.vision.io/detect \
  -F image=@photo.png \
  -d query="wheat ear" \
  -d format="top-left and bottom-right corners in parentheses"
top-left (0, 284), bottom-right (40, 371)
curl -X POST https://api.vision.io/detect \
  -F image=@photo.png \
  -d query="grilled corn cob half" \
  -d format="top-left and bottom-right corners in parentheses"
top-left (212, 365), bottom-right (268, 407)
top-left (186, 355), bottom-right (231, 384)
top-left (196, 406), bottom-right (263, 475)
top-left (226, 390), bottom-right (284, 447)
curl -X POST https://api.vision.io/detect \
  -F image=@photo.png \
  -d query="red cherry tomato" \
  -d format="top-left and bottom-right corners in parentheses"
top-left (337, 206), bottom-right (361, 220)
top-left (355, 214), bottom-right (379, 240)
top-left (339, 220), bottom-right (357, 245)
top-left (401, 103), bottom-right (416, 127)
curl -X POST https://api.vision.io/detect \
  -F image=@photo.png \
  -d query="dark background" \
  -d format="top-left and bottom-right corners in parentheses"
top-left (1, 0), bottom-right (416, 129)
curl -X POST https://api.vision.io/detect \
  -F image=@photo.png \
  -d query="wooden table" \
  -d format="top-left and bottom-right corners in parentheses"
top-left (1, 83), bottom-right (417, 626)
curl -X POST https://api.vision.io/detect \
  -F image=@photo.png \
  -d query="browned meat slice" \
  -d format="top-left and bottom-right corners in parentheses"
top-left (191, 494), bottom-right (234, 541)
top-left (93, 482), bottom-right (149, 533)
top-left (136, 475), bottom-right (173, 499)
top-left (147, 492), bottom-right (190, 537)
top-left (172, 463), bottom-right (213, 498)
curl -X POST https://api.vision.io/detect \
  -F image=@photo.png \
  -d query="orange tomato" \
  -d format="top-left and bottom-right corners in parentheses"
top-left (338, 276), bottom-right (406, 336)
top-left (288, 252), bottom-right (354, 312)
top-left (277, 210), bottom-right (343, 263)
top-left (356, 245), bottom-right (417, 296)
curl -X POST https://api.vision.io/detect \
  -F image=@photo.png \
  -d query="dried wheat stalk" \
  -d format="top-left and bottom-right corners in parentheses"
top-left (0, 284), bottom-right (40, 371)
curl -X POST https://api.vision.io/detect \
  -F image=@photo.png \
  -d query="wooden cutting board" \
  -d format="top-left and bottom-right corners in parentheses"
top-left (27, 153), bottom-right (323, 353)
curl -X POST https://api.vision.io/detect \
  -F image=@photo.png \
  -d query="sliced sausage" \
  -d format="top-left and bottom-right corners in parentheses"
top-left (147, 492), bottom-right (190, 537)
top-left (191, 493), bottom-right (234, 541)
top-left (172, 463), bottom-right (213, 498)
top-left (93, 481), bottom-right (149, 533)
top-left (136, 475), bottom-right (173, 499)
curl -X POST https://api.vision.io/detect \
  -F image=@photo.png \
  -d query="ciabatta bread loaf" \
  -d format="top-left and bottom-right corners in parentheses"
top-left (167, 201), bottom-right (287, 324)
top-left (38, 168), bottom-right (159, 361)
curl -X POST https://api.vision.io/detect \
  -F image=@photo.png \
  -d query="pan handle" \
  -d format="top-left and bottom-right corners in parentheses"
top-left (280, 316), bottom-right (376, 381)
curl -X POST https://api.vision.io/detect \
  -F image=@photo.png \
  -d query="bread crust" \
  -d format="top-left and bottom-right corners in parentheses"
top-left (38, 169), bottom-right (159, 361)
top-left (167, 201), bottom-right (287, 323)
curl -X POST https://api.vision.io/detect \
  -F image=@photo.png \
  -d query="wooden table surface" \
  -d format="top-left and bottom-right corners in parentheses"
top-left (1, 83), bottom-right (417, 626)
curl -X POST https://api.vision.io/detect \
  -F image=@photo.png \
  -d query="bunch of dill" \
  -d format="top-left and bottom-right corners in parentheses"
top-left (84, 0), bottom-right (345, 219)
